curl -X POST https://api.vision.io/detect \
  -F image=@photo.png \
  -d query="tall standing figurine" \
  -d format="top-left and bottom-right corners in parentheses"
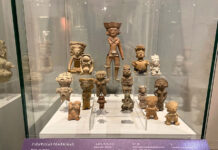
top-left (150, 54), bottom-right (161, 76)
top-left (154, 78), bottom-right (168, 111)
top-left (132, 45), bottom-right (149, 74)
top-left (68, 41), bottom-right (86, 73)
top-left (104, 22), bottom-right (124, 80)
top-left (0, 40), bottom-right (14, 82)
top-left (121, 65), bottom-right (133, 94)
top-left (165, 101), bottom-right (180, 125)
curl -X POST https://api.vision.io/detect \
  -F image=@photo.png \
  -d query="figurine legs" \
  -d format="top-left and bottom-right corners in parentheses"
top-left (114, 57), bottom-right (120, 80)
top-left (114, 66), bottom-right (119, 81)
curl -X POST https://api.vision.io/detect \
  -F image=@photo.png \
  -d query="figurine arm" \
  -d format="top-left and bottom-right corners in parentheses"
top-left (89, 60), bottom-right (94, 74)
top-left (80, 60), bottom-right (84, 75)
top-left (118, 41), bottom-right (124, 60)
top-left (68, 57), bottom-right (74, 71)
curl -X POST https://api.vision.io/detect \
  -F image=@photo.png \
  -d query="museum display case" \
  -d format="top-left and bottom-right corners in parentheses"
top-left (14, 0), bottom-right (218, 139)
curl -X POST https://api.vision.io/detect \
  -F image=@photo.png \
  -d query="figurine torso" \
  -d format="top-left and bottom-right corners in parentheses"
top-left (133, 60), bottom-right (149, 72)
top-left (108, 37), bottom-right (120, 57)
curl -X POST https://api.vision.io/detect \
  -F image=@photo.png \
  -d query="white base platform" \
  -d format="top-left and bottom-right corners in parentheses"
top-left (40, 94), bottom-right (196, 139)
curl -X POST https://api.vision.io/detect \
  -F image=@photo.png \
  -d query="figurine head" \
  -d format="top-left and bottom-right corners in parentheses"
top-left (123, 65), bottom-right (131, 77)
top-left (69, 101), bottom-right (81, 110)
top-left (104, 22), bottom-right (121, 37)
top-left (56, 87), bottom-right (73, 102)
top-left (176, 55), bottom-right (184, 66)
top-left (81, 54), bottom-right (92, 63)
top-left (151, 54), bottom-right (160, 66)
top-left (166, 101), bottom-right (178, 113)
top-left (0, 40), bottom-right (7, 58)
top-left (135, 45), bottom-right (145, 59)
top-left (56, 72), bottom-right (73, 87)
top-left (79, 78), bottom-right (94, 90)
top-left (155, 78), bottom-right (168, 89)
top-left (69, 41), bottom-right (86, 57)
top-left (95, 71), bottom-right (107, 80)
top-left (146, 96), bottom-right (158, 107)
top-left (138, 85), bottom-right (146, 94)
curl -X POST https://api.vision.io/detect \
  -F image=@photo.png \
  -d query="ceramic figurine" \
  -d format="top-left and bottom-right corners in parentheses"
top-left (104, 22), bottom-right (124, 80)
top-left (132, 45), bottom-right (149, 74)
top-left (97, 95), bottom-right (106, 109)
top-left (154, 78), bottom-right (168, 111)
top-left (56, 87), bottom-right (73, 102)
top-left (79, 78), bottom-right (94, 110)
top-left (150, 54), bottom-right (161, 76)
top-left (68, 101), bottom-right (81, 121)
top-left (121, 93), bottom-right (134, 112)
top-left (80, 54), bottom-right (94, 75)
top-left (94, 71), bottom-right (109, 97)
top-left (145, 96), bottom-right (158, 120)
top-left (138, 85), bottom-right (147, 109)
top-left (172, 55), bottom-right (185, 76)
top-left (165, 101), bottom-right (180, 125)
top-left (56, 72), bottom-right (73, 87)
top-left (0, 40), bottom-right (14, 82)
top-left (121, 65), bottom-right (133, 94)
top-left (68, 41), bottom-right (86, 73)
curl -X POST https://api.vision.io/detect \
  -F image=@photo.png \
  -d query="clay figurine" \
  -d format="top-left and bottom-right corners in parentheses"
top-left (121, 65), bottom-right (133, 94)
top-left (172, 55), bottom-right (184, 76)
top-left (138, 85), bottom-right (147, 109)
top-left (68, 101), bottom-right (81, 121)
top-left (56, 72), bottom-right (73, 87)
top-left (94, 71), bottom-right (109, 97)
top-left (165, 101), bottom-right (180, 125)
top-left (79, 78), bottom-right (94, 110)
top-left (56, 87), bottom-right (73, 102)
top-left (68, 41), bottom-right (86, 73)
top-left (104, 22), bottom-right (124, 80)
top-left (145, 96), bottom-right (158, 120)
top-left (154, 78), bottom-right (168, 111)
top-left (80, 54), bottom-right (94, 75)
top-left (97, 95), bottom-right (106, 109)
top-left (0, 40), bottom-right (14, 82)
top-left (121, 93), bottom-right (134, 112)
top-left (132, 45), bottom-right (149, 74)
top-left (150, 54), bottom-right (161, 76)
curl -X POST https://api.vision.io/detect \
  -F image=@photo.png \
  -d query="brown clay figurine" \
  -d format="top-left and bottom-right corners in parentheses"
top-left (97, 95), bottom-right (106, 109)
top-left (0, 40), bottom-right (14, 82)
top-left (104, 22), bottom-right (124, 80)
top-left (121, 65), bottom-right (133, 94)
top-left (80, 54), bottom-right (94, 75)
top-left (94, 71), bottom-right (109, 97)
top-left (121, 93), bottom-right (134, 112)
top-left (68, 41), bottom-right (86, 73)
top-left (68, 101), bottom-right (81, 121)
top-left (138, 85), bottom-right (147, 109)
top-left (79, 78), bottom-right (94, 110)
top-left (132, 45), bottom-right (149, 74)
top-left (154, 78), bottom-right (168, 111)
top-left (165, 101), bottom-right (180, 125)
top-left (145, 96), bottom-right (158, 120)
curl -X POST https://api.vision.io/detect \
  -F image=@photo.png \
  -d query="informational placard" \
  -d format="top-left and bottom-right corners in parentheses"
top-left (22, 138), bottom-right (209, 150)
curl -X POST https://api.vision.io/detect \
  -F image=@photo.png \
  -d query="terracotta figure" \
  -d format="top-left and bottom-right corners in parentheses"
top-left (97, 95), bottom-right (106, 109)
top-left (56, 72), bottom-right (73, 87)
top-left (56, 87), bottom-right (73, 102)
top-left (94, 71), bottom-right (109, 97)
top-left (0, 40), bottom-right (14, 82)
top-left (80, 54), bottom-right (94, 75)
top-left (68, 41), bottom-right (86, 73)
top-left (121, 93), bottom-right (134, 112)
top-left (104, 22), bottom-right (124, 80)
top-left (79, 78), bottom-right (94, 110)
top-left (138, 85), bottom-right (147, 109)
top-left (132, 45), bottom-right (149, 74)
top-left (150, 54), bottom-right (161, 76)
top-left (68, 101), bottom-right (81, 121)
top-left (121, 65), bottom-right (133, 94)
top-left (165, 101), bottom-right (180, 125)
top-left (145, 96), bottom-right (158, 120)
top-left (154, 78), bottom-right (168, 111)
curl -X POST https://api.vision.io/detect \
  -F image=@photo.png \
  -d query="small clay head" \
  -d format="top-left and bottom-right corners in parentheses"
top-left (81, 54), bottom-right (91, 62)
top-left (95, 71), bottom-right (107, 80)
top-left (151, 54), bottom-right (160, 65)
top-left (138, 85), bottom-right (146, 94)
top-left (155, 78), bottom-right (168, 89)
top-left (0, 40), bottom-right (7, 58)
top-left (56, 72), bottom-right (73, 87)
top-left (123, 65), bottom-right (131, 77)
top-left (69, 41), bottom-right (86, 57)
top-left (146, 96), bottom-right (158, 107)
top-left (56, 87), bottom-right (73, 101)
top-left (135, 45), bottom-right (145, 59)
top-left (104, 22), bottom-right (121, 37)
top-left (166, 101), bottom-right (178, 113)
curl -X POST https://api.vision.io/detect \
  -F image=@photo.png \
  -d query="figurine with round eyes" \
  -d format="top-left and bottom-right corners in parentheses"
top-left (165, 101), bottom-right (180, 125)
top-left (80, 54), bottom-right (94, 75)
top-left (104, 22), bottom-right (124, 80)
top-left (121, 65), bottom-right (133, 94)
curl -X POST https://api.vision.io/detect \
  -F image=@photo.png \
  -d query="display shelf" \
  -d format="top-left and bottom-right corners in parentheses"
top-left (40, 94), bottom-right (196, 139)
top-left (0, 94), bottom-right (21, 108)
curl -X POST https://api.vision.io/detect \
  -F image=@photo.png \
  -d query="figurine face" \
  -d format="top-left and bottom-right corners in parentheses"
top-left (147, 96), bottom-right (158, 107)
top-left (166, 101), bottom-right (178, 113)
top-left (107, 28), bottom-right (119, 37)
top-left (0, 40), bottom-right (6, 58)
top-left (56, 72), bottom-right (73, 87)
top-left (139, 86), bottom-right (146, 94)
top-left (136, 50), bottom-right (145, 59)
top-left (96, 71), bottom-right (106, 80)
top-left (155, 78), bottom-right (168, 89)
top-left (123, 65), bottom-right (131, 77)
top-left (70, 44), bottom-right (85, 57)
top-left (56, 87), bottom-right (73, 101)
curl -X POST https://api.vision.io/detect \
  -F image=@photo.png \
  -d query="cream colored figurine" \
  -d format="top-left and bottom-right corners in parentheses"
top-left (121, 65), bottom-right (133, 94)
top-left (94, 71), bottom-right (109, 97)
top-left (132, 45), bottom-right (149, 74)
top-left (150, 54), bottom-right (161, 76)
top-left (0, 40), bottom-right (14, 82)
top-left (68, 101), bottom-right (81, 121)
top-left (165, 101), bottom-right (180, 125)
top-left (68, 41), bottom-right (86, 73)
top-left (138, 85), bottom-right (147, 109)
top-left (80, 54), bottom-right (94, 75)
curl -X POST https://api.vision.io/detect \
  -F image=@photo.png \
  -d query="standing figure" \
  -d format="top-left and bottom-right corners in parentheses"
top-left (68, 101), bottom-right (81, 121)
top-left (145, 96), bottom-right (158, 120)
top-left (68, 41), bottom-right (86, 73)
top-left (132, 45), bottom-right (149, 74)
top-left (104, 22), bottom-right (124, 80)
top-left (138, 85), bottom-right (147, 109)
top-left (0, 40), bottom-right (14, 82)
top-left (165, 101), bottom-right (180, 125)
top-left (154, 78), bottom-right (168, 111)
top-left (97, 95), bottom-right (106, 109)
top-left (94, 71), bottom-right (109, 97)
top-left (79, 78), bottom-right (94, 110)
top-left (150, 54), bottom-right (161, 76)
top-left (121, 65), bottom-right (133, 94)
top-left (80, 54), bottom-right (94, 75)
top-left (121, 93), bottom-right (134, 112)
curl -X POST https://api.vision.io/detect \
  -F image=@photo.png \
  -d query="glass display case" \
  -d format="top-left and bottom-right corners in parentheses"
top-left (15, 0), bottom-right (218, 139)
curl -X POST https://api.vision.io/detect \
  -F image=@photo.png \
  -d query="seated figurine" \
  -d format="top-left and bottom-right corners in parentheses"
top-left (80, 54), bottom-right (94, 75)
top-left (121, 65), bottom-right (133, 94)
top-left (68, 101), bottom-right (81, 121)
top-left (138, 85), bottom-right (147, 109)
top-left (56, 87), bottom-right (73, 102)
top-left (121, 93), bottom-right (134, 112)
top-left (150, 54), bottom-right (161, 76)
top-left (132, 45), bottom-right (149, 74)
top-left (165, 101), bottom-right (180, 125)
top-left (145, 96), bottom-right (158, 120)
